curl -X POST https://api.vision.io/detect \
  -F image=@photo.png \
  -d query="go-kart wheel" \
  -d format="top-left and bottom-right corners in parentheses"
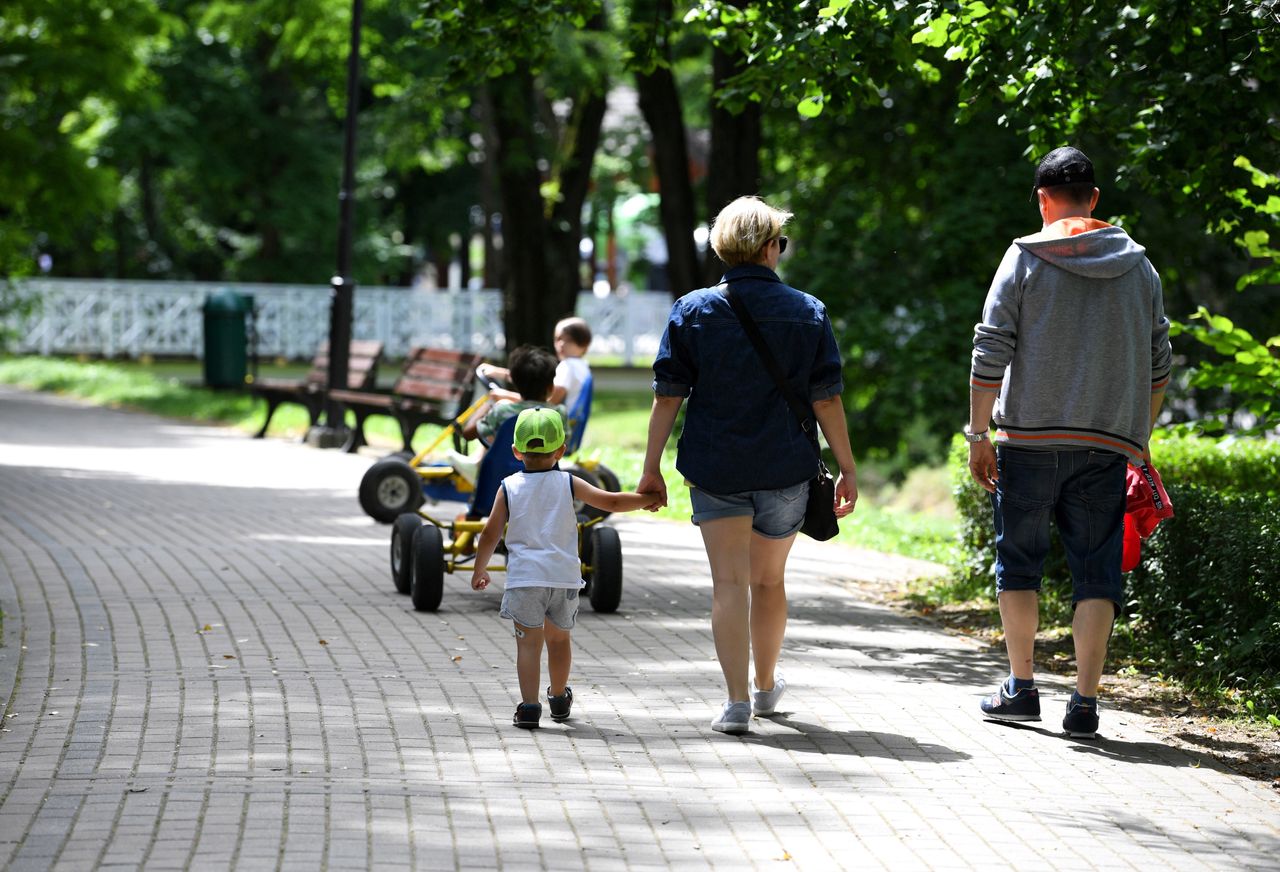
top-left (411, 524), bottom-right (445, 612)
top-left (587, 526), bottom-right (622, 613)
top-left (390, 514), bottom-right (420, 594)
top-left (359, 458), bottom-right (424, 523)
top-left (595, 463), bottom-right (621, 494)
top-left (569, 467), bottom-right (610, 522)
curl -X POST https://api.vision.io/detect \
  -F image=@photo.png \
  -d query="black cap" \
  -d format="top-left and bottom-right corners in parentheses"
top-left (1031, 146), bottom-right (1096, 201)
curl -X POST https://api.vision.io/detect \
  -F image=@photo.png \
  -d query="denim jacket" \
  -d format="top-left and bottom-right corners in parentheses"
top-left (653, 264), bottom-right (845, 494)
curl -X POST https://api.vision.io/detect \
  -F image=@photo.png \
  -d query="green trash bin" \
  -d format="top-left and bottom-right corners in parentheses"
top-left (202, 289), bottom-right (252, 388)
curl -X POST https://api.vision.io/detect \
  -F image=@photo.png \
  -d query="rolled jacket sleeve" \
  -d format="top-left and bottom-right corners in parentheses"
top-left (652, 303), bottom-right (694, 398)
top-left (971, 245), bottom-right (1021, 394)
top-left (808, 311), bottom-right (845, 402)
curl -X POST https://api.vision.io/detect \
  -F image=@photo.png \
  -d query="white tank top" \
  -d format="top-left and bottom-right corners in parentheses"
top-left (502, 469), bottom-right (584, 589)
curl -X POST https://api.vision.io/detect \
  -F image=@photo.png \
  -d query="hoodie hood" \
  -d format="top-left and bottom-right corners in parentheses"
top-left (1015, 218), bottom-right (1147, 279)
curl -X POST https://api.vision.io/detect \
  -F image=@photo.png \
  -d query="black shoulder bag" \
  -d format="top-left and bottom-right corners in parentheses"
top-left (723, 285), bottom-right (839, 541)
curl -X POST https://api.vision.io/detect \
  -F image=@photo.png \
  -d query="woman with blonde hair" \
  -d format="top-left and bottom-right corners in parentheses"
top-left (639, 196), bottom-right (859, 734)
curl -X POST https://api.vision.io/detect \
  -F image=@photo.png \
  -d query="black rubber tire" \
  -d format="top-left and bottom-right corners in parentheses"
top-left (390, 514), bottom-right (419, 595)
top-left (359, 458), bottom-right (424, 523)
top-left (411, 524), bottom-right (445, 612)
top-left (587, 526), bottom-right (622, 613)
top-left (595, 463), bottom-right (621, 494)
top-left (568, 467), bottom-right (609, 522)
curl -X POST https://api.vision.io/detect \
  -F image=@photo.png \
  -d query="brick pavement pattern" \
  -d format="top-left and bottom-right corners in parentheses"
top-left (0, 384), bottom-right (1277, 871)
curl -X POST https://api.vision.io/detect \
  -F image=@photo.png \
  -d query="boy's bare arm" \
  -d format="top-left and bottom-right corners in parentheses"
top-left (470, 490), bottom-right (509, 590)
top-left (571, 478), bottom-right (663, 513)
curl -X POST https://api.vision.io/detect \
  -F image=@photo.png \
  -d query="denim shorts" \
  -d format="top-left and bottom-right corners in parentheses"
top-left (500, 586), bottom-right (580, 630)
top-left (688, 480), bottom-right (808, 539)
top-left (990, 446), bottom-right (1127, 609)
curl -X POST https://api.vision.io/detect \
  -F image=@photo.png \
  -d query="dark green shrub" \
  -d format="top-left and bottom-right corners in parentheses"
top-left (1147, 433), bottom-right (1280, 498)
top-left (1131, 485), bottom-right (1280, 712)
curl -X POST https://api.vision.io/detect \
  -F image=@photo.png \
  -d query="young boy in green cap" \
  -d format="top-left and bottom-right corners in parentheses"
top-left (470, 407), bottom-right (658, 729)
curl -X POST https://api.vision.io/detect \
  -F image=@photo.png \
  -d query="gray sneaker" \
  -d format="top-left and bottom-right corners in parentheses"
top-left (753, 677), bottom-right (787, 716)
top-left (711, 701), bottom-right (752, 734)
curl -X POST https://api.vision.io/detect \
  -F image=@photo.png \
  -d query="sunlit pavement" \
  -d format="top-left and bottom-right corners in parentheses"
top-left (1, 383), bottom-right (1277, 871)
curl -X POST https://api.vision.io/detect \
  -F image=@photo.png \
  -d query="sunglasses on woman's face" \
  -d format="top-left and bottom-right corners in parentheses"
top-left (777, 236), bottom-right (789, 254)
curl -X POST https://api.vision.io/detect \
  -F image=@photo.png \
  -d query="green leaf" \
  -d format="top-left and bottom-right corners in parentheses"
top-left (912, 14), bottom-right (953, 48)
top-left (797, 95), bottom-right (825, 118)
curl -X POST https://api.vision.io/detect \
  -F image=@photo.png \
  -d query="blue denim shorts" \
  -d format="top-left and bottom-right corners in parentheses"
top-left (688, 480), bottom-right (808, 539)
top-left (500, 586), bottom-right (579, 630)
top-left (990, 446), bottom-right (1127, 609)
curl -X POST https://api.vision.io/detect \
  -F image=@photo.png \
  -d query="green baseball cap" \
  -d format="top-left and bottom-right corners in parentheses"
top-left (513, 407), bottom-right (565, 454)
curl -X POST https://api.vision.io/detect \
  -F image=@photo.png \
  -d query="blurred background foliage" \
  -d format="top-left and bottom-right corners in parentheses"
top-left (2, 0), bottom-right (1277, 468)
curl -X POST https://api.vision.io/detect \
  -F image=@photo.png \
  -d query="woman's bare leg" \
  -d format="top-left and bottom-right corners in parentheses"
top-left (749, 531), bottom-right (796, 692)
top-left (698, 516), bottom-right (755, 701)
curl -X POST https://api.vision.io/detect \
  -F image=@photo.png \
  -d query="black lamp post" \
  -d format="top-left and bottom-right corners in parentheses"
top-left (308, 0), bottom-right (363, 448)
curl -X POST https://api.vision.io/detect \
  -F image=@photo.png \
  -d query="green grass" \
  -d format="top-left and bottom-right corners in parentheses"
top-left (0, 354), bottom-right (957, 562)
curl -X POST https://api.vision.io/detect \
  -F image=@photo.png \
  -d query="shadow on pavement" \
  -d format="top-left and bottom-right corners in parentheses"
top-left (982, 718), bottom-right (1228, 771)
top-left (740, 716), bottom-right (972, 762)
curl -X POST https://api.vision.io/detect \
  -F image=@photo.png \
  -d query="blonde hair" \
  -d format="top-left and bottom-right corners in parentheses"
top-left (710, 196), bottom-right (793, 267)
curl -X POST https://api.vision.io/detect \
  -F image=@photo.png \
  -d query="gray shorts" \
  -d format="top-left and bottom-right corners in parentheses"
top-left (500, 586), bottom-right (580, 630)
top-left (688, 481), bottom-right (808, 539)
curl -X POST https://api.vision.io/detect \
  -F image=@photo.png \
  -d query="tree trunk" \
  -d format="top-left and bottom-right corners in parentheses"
top-left (637, 60), bottom-right (700, 298)
top-left (704, 1), bottom-right (762, 285)
top-left (546, 89), bottom-right (607, 320)
top-left (488, 71), bottom-right (554, 351)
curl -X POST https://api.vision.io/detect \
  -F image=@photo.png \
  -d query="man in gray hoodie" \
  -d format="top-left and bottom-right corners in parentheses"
top-left (965, 147), bottom-right (1173, 738)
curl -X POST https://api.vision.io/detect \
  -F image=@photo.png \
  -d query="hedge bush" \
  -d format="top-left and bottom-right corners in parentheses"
top-left (1130, 484), bottom-right (1280, 712)
top-left (946, 432), bottom-right (1280, 713)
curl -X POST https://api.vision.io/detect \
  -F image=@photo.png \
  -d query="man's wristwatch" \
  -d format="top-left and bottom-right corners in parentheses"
top-left (963, 427), bottom-right (989, 443)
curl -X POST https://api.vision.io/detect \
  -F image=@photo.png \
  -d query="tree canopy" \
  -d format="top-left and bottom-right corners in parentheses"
top-left (4, 0), bottom-right (1277, 454)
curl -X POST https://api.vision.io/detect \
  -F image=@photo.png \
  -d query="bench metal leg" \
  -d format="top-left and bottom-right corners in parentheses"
top-left (254, 398), bottom-right (280, 439)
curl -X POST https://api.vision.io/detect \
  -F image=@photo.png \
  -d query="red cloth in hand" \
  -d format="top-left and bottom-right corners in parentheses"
top-left (1122, 462), bottom-right (1174, 572)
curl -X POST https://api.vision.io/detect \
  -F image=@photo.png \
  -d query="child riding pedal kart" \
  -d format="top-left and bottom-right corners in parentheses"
top-left (358, 348), bottom-right (619, 523)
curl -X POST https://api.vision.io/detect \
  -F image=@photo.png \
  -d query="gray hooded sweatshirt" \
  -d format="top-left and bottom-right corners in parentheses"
top-left (971, 218), bottom-right (1173, 464)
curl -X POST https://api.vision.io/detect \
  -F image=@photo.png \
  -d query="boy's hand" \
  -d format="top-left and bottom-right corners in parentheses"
top-left (637, 471), bottom-right (667, 511)
top-left (471, 570), bottom-right (490, 591)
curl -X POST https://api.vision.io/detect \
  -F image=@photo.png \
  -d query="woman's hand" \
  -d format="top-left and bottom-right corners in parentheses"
top-left (471, 569), bottom-right (490, 590)
top-left (636, 470), bottom-right (668, 511)
top-left (834, 471), bottom-right (859, 518)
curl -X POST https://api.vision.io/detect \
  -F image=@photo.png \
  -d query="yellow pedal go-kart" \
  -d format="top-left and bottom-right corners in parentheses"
top-left (387, 411), bottom-right (624, 613)
top-left (361, 368), bottom-right (624, 613)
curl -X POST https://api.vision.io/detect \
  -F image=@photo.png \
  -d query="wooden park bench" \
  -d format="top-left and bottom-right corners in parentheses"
top-left (329, 346), bottom-right (485, 454)
top-left (250, 339), bottom-right (384, 439)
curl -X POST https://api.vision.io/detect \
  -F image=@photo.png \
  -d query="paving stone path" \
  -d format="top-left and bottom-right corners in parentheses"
top-left (0, 384), bottom-right (1277, 871)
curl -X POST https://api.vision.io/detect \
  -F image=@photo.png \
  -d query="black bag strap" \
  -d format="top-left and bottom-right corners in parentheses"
top-left (720, 282), bottom-right (819, 446)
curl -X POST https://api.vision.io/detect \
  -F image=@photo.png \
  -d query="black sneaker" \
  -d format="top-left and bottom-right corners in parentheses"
top-left (980, 682), bottom-right (1041, 722)
top-left (513, 702), bottom-right (542, 729)
top-left (547, 686), bottom-right (573, 722)
top-left (1063, 698), bottom-right (1100, 739)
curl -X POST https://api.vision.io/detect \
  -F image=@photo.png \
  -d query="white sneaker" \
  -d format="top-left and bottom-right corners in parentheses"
top-left (711, 701), bottom-right (752, 734)
top-left (753, 677), bottom-right (787, 716)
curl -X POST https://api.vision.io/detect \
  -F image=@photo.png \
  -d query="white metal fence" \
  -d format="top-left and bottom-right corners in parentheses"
top-left (6, 279), bottom-right (675, 365)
